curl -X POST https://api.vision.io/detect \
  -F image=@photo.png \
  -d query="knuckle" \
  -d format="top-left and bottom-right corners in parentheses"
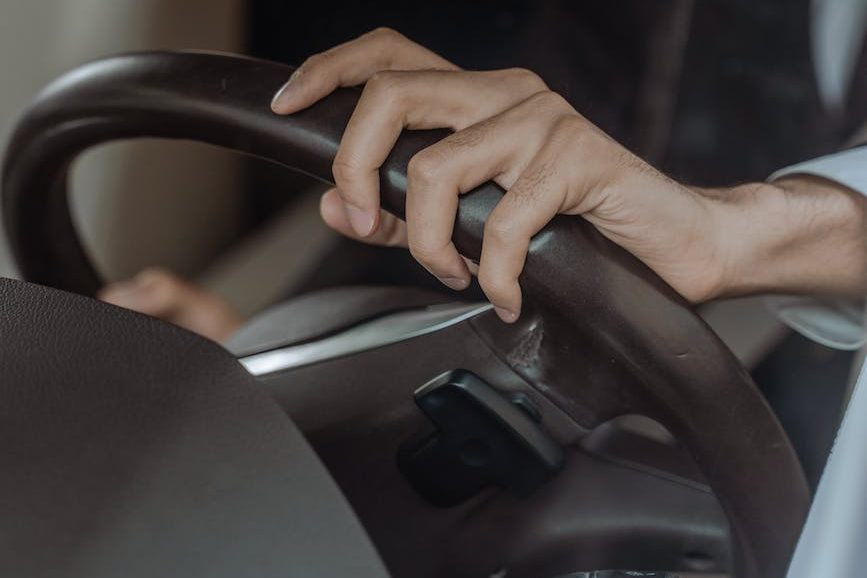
top-left (365, 70), bottom-right (405, 102)
top-left (407, 148), bottom-right (447, 185)
top-left (527, 89), bottom-right (568, 110)
top-left (505, 67), bottom-right (547, 92)
top-left (484, 214), bottom-right (517, 243)
top-left (368, 26), bottom-right (402, 43)
top-left (552, 114), bottom-right (593, 147)
top-left (367, 69), bottom-right (396, 88)
top-left (331, 154), bottom-right (364, 185)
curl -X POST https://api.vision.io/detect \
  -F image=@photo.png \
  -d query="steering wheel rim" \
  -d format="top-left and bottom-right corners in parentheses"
top-left (1, 51), bottom-right (809, 578)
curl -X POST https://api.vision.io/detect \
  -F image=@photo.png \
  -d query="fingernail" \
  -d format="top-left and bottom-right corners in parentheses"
top-left (270, 70), bottom-right (300, 111)
top-left (345, 204), bottom-right (376, 237)
top-left (440, 277), bottom-right (470, 291)
top-left (494, 306), bottom-right (519, 323)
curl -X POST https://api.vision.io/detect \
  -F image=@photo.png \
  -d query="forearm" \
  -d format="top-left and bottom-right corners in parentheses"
top-left (711, 177), bottom-right (867, 298)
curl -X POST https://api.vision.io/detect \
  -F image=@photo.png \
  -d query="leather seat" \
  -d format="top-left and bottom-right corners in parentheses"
top-left (0, 277), bottom-right (390, 578)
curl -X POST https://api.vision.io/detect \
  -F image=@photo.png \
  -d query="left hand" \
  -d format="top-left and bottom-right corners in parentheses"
top-left (99, 268), bottom-right (244, 342)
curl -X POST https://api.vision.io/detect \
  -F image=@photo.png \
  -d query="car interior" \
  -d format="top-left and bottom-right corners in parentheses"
top-left (0, 49), bottom-right (812, 578)
top-left (0, 2), bottom-right (859, 578)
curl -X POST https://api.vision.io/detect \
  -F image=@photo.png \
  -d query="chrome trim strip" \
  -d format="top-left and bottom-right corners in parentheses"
top-left (240, 302), bottom-right (492, 376)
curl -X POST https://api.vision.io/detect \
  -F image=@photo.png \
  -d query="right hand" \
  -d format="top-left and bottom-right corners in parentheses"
top-left (272, 28), bottom-right (734, 318)
top-left (272, 28), bottom-right (867, 319)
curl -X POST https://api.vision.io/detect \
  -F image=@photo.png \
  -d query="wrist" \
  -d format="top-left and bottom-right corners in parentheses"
top-left (711, 177), bottom-right (867, 298)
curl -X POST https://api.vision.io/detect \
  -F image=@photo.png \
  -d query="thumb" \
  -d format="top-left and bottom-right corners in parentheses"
top-left (319, 188), bottom-right (408, 247)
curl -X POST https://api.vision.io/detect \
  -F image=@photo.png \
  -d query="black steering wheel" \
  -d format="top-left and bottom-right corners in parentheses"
top-left (1, 51), bottom-right (809, 578)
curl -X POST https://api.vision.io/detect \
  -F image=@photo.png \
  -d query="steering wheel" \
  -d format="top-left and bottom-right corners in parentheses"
top-left (2, 51), bottom-right (809, 578)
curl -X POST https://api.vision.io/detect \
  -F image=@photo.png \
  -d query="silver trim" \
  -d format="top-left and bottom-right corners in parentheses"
top-left (240, 302), bottom-right (492, 376)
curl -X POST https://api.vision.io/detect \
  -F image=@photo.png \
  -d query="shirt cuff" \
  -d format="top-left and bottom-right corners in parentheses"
top-left (766, 296), bottom-right (865, 350)
top-left (769, 145), bottom-right (867, 192)
top-left (765, 146), bottom-right (867, 351)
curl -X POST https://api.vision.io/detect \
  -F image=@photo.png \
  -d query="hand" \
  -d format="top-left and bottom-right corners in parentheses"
top-left (99, 268), bottom-right (244, 342)
top-left (272, 28), bottom-right (867, 320)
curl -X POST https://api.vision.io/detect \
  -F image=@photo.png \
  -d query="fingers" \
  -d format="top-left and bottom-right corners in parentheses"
top-left (319, 188), bottom-right (408, 247)
top-left (98, 268), bottom-right (244, 342)
top-left (479, 155), bottom-right (567, 321)
top-left (403, 108), bottom-right (543, 289)
top-left (99, 268), bottom-right (190, 317)
top-left (474, 113), bottom-right (612, 321)
top-left (271, 27), bottom-right (458, 114)
top-left (271, 30), bottom-right (593, 320)
top-left (330, 68), bottom-right (547, 237)
top-left (320, 190), bottom-right (479, 281)
top-left (402, 92), bottom-right (569, 305)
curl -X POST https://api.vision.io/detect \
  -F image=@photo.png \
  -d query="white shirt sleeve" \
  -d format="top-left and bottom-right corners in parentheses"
top-left (785, 356), bottom-right (867, 577)
top-left (765, 145), bottom-right (867, 350)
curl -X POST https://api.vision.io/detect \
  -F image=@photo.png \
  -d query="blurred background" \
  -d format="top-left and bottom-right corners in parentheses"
top-left (0, 0), bottom-right (864, 487)
top-left (0, 0), bottom-right (247, 280)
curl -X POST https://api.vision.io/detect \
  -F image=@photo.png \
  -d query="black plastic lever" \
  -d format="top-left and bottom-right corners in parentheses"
top-left (398, 369), bottom-right (565, 507)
